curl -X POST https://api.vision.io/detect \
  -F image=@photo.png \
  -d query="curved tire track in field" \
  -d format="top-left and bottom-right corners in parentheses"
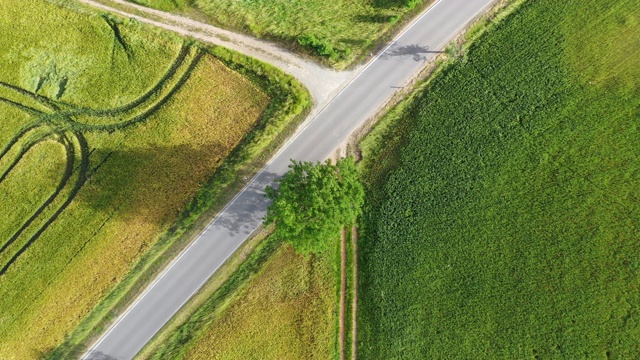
top-left (76, 49), bottom-right (204, 132)
top-left (0, 129), bottom-right (57, 185)
top-left (0, 129), bottom-right (76, 259)
top-left (0, 80), bottom-right (62, 111)
top-left (0, 43), bottom-right (201, 275)
top-left (61, 43), bottom-right (192, 115)
top-left (0, 123), bottom-right (49, 165)
top-left (0, 131), bottom-right (90, 276)
top-left (0, 97), bottom-right (44, 115)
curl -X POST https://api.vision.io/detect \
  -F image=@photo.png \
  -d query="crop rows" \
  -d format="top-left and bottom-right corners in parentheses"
top-left (358, 0), bottom-right (640, 358)
top-left (0, 42), bottom-right (202, 275)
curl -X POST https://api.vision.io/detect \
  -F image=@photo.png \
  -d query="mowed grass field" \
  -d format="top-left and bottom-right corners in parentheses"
top-left (131, 0), bottom-right (432, 67)
top-left (358, 0), bottom-right (640, 358)
top-left (0, 0), bottom-right (278, 358)
top-left (148, 239), bottom-right (339, 360)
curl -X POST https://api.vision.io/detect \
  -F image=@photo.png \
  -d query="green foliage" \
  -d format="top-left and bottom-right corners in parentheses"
top-left (265, 158), bottom-right (364, 255)
top-left (358, 0), bottom-right (640, 358)
top-left (297, 34), bottom-right (338, 59)
top-left (404, 0), bottom-right (422, 10)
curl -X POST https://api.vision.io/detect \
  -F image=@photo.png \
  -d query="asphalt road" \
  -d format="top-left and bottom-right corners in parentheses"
top-left (84, 0), bottom-right (495, 358)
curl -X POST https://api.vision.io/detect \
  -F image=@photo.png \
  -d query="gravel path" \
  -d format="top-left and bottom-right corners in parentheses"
top-left (77, 0), bottom-right (358, 110)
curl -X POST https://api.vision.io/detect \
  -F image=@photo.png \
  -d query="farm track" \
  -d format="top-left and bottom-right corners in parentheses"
top-left (77, 0), bottom-right (356, 112)
top-left (0, 42), bottom-right (202, 275)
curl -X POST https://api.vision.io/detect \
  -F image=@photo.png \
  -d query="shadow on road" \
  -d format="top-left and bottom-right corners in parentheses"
top-left (211, 169), bottom-right (280, 237)
top-left (85, 350), bottom-right (120, 360)
top-left (381, 43), bottom-right (444, 62)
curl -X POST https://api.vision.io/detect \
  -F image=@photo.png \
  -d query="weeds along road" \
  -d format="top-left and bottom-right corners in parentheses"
top-left (82, 0), bottom-right (496, 359)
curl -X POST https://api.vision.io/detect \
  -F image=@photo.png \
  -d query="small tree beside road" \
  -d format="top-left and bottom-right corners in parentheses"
top-left (265, 157), bottom-right (364, 255)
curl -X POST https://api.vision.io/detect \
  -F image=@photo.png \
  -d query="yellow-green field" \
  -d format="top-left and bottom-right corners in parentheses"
top-left (148, 239), bottom-right (339, 360)
top-left (0, 0), bottom-right (307, 358)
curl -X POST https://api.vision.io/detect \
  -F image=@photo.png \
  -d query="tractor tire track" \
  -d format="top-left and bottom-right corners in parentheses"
top-left (0, 131), bottom-right (89, 276)
top-left (0, 41), bottom-right (197, 274)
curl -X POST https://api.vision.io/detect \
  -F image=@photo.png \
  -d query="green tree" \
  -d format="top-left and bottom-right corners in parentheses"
top-left (265, 157), bottom-right (364, 254)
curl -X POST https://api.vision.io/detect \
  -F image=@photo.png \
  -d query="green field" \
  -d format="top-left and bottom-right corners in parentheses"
top-left (0, 1), bottom-right (307, 358)
top-left (357, 0), bottom-right (640, 358)
top-left (130, 0), bottom-right (432, 67)
top-left (146, 236), bottom-right (340, 360)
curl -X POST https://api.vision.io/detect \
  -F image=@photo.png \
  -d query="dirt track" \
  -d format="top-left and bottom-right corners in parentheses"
top-left (77, 0), bottom-right (358, 111)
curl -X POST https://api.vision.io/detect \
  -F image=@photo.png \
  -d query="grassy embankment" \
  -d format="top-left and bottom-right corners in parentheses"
top-left (128, 0), bottom-right (434, 68)
top-left (357, 0), bottom-right (640, 358)
top-left (0, 1), bottom-right (308, 359)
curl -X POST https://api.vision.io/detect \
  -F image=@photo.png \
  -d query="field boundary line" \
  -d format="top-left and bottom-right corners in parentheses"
top-left (351, 225), bottom-right (358, 360)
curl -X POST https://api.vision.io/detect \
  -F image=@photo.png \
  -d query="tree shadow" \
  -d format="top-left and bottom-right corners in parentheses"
top-left (339, 38), bottom-right (370, 47)
top-left (76, 144), bottom-right (283, 239)
top-left (207, 167), bottom-right (280, 237)
top-left (0, 141), bottom-right (250, 274)
top-left (77, 143), bottom-right (234, 227)
top-left (380, 43), bottom-right (445, 62)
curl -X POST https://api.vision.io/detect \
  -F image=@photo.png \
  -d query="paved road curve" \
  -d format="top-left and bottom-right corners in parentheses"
top-left (84, 0), bottom-right (495, 358)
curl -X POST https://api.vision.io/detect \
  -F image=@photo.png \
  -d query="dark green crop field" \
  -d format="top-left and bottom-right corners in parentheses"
top-left (357, 0), bottom-right (640, 358)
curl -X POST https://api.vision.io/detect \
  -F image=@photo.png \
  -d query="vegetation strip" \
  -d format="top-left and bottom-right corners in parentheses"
top-left (339, 228), bottom-right (347, 360)
top-left (351, 226), bottom-right (359, 360)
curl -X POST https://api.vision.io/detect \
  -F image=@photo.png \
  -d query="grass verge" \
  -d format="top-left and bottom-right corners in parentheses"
top-left (343, 226), bottom-right (357, 360)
